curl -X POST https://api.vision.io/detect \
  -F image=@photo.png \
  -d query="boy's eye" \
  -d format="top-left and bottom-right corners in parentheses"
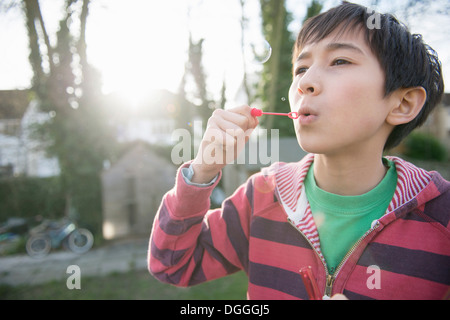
top-left (332, 59), bottom-right (350, 66)
top-left (294, 67), bottom-right (308, 76)
top-left (294, 59), bottom-right (350, 76)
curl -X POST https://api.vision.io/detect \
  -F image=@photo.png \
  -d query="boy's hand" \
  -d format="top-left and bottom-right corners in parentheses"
top-left (330, 294), bottom-right (348, 300)
top-left (191, 105), bottom-right (259, 184)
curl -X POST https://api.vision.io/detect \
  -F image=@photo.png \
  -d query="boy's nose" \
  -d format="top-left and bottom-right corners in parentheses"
top-left (298, 67), bottom-right (321, 95)
top-left (297, 87), bottom-right (315, 94)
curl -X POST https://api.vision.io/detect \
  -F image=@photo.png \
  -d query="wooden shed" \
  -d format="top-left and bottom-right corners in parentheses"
top-left (101, 142), bottom-right (176, 239)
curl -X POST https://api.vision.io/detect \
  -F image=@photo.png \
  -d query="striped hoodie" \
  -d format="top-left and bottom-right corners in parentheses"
top-left (148, 154), bottom-right (450, 300)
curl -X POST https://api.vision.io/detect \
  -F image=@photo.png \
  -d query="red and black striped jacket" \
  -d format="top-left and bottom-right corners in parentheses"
top-left (149, 154), bottom-right (450, 300)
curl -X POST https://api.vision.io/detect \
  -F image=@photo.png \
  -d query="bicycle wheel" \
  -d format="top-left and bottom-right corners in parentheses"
top-left (67, 228), bottom-right (93, 254)
top-left (26, 234), bottom-right (51, 258)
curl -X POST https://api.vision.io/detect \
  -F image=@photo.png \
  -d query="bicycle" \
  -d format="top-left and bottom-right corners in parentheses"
top-left (26, 218), bottom-right (93, 258)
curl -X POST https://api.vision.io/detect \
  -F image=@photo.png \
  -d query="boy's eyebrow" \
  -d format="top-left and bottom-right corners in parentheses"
top-left (296, 42), bottom-right (365, 62)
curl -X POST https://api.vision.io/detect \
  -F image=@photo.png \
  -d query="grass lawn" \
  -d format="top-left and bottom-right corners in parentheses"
top-left (0, 269), bottom-right (248, 300)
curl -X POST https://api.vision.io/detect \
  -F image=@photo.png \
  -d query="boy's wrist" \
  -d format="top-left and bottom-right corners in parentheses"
top-left (169, 162), bottom-right (220, 219)
top-left (190, 162), bottom-right (223, 185)
top-left (182, 164), bottom-right (219, 187)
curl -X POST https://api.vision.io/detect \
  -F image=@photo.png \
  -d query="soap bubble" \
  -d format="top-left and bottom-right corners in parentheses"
top-left (245, 39), bottom-right (272, 65)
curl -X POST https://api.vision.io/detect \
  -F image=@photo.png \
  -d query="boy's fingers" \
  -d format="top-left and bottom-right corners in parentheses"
top-left (212, 106), bottom-right (259, 131)
top-left (193, 105), bottom-right (258, 173)
top-left (231, 105), bottom-right (259, 129)
top-left (208, 115), bottom-right (244, 136)
top-left (330, 294), bottom-right (348, 300)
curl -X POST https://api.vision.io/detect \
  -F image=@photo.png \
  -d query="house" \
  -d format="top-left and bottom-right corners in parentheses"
top-left (0, 90), bottom-right (60, 178)
top-left (101, 142), bottom-right (176, 240)
top-left (105, 89), bottom-right (195, 146)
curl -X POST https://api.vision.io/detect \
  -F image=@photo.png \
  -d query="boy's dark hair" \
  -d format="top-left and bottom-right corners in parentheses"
top-left (293, 1), bottom-right (444, 150)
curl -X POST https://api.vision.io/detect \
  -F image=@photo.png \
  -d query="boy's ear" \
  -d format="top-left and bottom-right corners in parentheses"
top-left (386, 87), bottom-right (427, 126)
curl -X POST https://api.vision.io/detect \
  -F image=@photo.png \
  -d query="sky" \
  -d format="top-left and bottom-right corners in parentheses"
top-left (0, 0), bottom-right (449, 109)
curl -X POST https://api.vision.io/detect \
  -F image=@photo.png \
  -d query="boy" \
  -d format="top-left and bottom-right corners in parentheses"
top-left (149, 2), bottom-right (449, 299)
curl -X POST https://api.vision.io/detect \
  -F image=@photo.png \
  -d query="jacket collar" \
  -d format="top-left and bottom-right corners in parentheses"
top-left (384, 156), bottom-right (432, 213)
top-left (263, 154), bottom-right (434, 223)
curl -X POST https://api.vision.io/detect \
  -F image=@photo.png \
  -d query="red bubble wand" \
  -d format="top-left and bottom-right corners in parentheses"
top-left (299, 266), bottom-right (322, 300)
top-left (251, 89), bottom-right (304, 119)
top-left (251, 107), bottom-right (299, 120)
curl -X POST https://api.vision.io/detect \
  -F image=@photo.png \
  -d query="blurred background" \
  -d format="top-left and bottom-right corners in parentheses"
top-left (0, 0), bottom-right (449, 299)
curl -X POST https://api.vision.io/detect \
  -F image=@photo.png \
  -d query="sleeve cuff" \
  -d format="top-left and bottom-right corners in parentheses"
top-left (165, 162), bottom-right (222, 218)
top-left (181, 163), bottom-right (219, 187)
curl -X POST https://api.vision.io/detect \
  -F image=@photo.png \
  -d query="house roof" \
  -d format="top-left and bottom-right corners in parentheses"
top-left (0, 90), bottom-right (31, 120)
top-left (102, 140), bottom-right (175, 175)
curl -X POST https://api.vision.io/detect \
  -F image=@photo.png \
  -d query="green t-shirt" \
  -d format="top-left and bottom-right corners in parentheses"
top-left (304, 158), bottom-right (397, 275)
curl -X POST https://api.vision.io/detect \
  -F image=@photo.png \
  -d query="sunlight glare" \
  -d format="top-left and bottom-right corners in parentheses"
top-left (87, 1), bottom-right (188, 110)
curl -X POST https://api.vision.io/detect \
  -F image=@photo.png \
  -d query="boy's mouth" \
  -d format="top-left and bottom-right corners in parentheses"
top-left (298, 106), bottom-right (316, 117)
top-left (297, 107), bottom-right (318, 125)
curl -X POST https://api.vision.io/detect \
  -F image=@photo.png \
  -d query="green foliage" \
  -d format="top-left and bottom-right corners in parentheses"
top-left (20, 0), bottom-right (116, 236)
top-left (0, 177), bottom-right (65, 223)
top-left (403, 132), bottom-right (448, 162)
top-left (303, 0), bottom-right (323, 24)
top-left (257, 0), bottom-right (323, 137)
top-left (258, 0), bottom-right (295, 136)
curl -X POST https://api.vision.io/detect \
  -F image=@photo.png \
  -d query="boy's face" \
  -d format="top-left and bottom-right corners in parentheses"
top-left (289, 27), bottom-right (395, 155)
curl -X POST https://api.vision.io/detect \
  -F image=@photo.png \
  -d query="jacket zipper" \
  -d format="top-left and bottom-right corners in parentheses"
top-left (324, 274), bottom-right (333, 297)
top-left (287, 218), bottom-right (330, 297)
top-left (288, 218), bottom-right (381, 299)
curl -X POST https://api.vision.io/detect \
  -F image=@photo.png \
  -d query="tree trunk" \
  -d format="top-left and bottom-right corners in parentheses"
top-left (265, 0), bottom-right (286, 131)
top-left (23, 0), bottom-right (44, 89)
top-left (78, 0), bottom-right (90, 74)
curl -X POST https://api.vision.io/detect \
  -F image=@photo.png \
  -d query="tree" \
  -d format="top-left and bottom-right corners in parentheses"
top-left (19, 0), bottom-right (115, 234)
top-left (256, 0), bottom-right (324, 137)
top-left (186, 34), bottom-right (214, 127)
top-left (303, 0), bottom-right (323, 24)
top-left (258, 0), bottom-right (295, 137)
top-left (238, 0), bottom-right (252, 106)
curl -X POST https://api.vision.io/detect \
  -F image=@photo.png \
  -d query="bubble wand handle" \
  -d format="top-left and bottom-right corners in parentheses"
top-left (299, 266), bottom-right (322, 300)
top-left (251, 107), bottom-right (299, 119)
